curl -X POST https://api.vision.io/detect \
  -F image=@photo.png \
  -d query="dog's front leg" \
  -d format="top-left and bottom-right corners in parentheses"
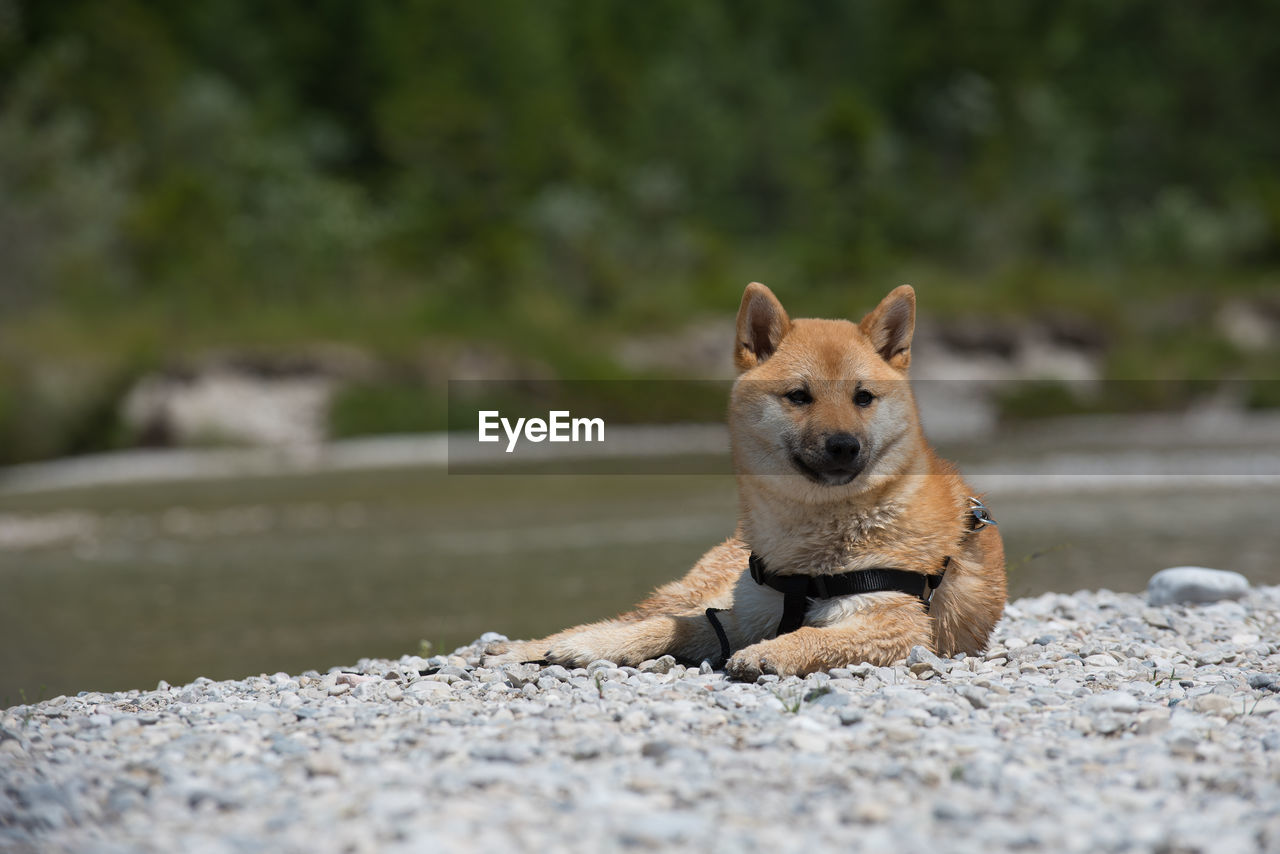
top-left (482, 617), bottom-right (654, 665)
top-left (532, 613), bottom-right (723, 668)
top-left (482, 630), bottom-right (582, 667)
top-left (724, 600), bottom-right (932, 680)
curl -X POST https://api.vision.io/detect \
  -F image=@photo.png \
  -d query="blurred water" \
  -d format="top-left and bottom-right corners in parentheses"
top-left (1, 463), bottom-right (1276, 702)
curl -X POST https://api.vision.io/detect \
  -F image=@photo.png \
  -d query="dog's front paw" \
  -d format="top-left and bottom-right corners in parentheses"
top-left (726, 641), bottom-right (804, 681)
top-left (481, 640), bottom-right (549, 667)
top-left (726, 644), bottom-right (780, 681)
top-left (483, 640), bottom-right (512, 656)
top-left (541, 623), bottom-right (663, 669)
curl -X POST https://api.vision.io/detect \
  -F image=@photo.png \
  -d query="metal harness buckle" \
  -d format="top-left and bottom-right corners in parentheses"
top-left (967, 496), bottom-right (997, 531)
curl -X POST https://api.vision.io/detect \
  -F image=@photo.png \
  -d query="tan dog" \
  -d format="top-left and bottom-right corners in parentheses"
top-left (486, 284), bottom-right (1006, 679)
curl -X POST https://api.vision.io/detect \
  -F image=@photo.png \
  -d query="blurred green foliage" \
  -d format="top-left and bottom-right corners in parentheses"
top-left (1, 1), bottom-right (1278, 463)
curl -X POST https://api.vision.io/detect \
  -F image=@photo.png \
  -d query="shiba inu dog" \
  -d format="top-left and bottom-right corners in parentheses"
top-left (486, 284), bottom-right (1006, 679)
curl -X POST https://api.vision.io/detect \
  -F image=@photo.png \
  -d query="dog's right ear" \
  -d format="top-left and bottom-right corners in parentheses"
top-left (735, 282), bottom-right (791, 372)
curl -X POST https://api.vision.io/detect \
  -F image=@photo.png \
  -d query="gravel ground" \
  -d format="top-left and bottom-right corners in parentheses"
top-left (4, 587), bottom-right (1280, 854)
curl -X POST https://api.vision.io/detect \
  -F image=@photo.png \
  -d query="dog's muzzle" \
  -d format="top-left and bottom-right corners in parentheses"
top-left (791, 431), bottom-right (866, 485)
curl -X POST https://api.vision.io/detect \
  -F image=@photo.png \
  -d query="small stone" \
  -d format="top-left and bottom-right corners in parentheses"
top-left (1083, 691), bottom-right (1141, 714)
top-left (1141, 609), bottom-right (1173, 629)
top-left (351, 682), bottom-right (379, 701)
top-left (405, 680), bottom-right (452, 701)
top-left (305, 752), bottom-right (344, 777)
top-left (1147, 567), bottom-right (1249, 606)
top-left (906, 646), bottom-right (949, 675)
top-left (1134, 712), bottom-right (1171, 735)
top-left (1187, 694), bottom-right (1233, 715)
top-left (541, 665), bottom-right (572, 681)
top-left (1195, 649), bottom-right (1225, 666)
top-left (639, 656), bottom-right (676, 675)
top-left (837, 708), bottom-right (864, 726)
top-left (852, 802), bottom-right (890, 824)
top-left (934, 802), bottom-right (965, 822)
top-left (1166, 732), bottom-right (1202, 759)
top-left (434, 665), bottom-right (473, 682)
top-left (881, 722), bottom-right (920, 743)
top-left (470, 742), bottom-right (535, 763)
top-left (808, 689), bottom-right (848, 708)
top-left (641, 740), bottom-right (674, 760)
top-left (973, 678), bottom-right (1010, 696)
top-left (788, 729), bottom-right (831, 752)
top-left (501, 664), bottom-right (539, 689)
top-left (958, 686), bottom-right (990, 709)
top-left (1248, 674), bottom-right (1279, 692)
top-left (1093, 715), bottom-right (1124, 735)
top-left (570, 742), bottom-right (602, 760)
top-left (619, 710), bottom-right (649, 729)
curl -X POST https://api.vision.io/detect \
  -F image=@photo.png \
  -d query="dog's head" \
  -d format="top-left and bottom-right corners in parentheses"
top-left (729, 283), bottom-right (922, 492)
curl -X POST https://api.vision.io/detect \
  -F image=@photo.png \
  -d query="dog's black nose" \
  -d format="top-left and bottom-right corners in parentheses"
top-left (824, 433), bottom-right (860, 462)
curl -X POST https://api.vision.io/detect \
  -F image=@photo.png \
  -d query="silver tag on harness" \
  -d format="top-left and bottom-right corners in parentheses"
top-left (967, 496), bottom-right (997, 530)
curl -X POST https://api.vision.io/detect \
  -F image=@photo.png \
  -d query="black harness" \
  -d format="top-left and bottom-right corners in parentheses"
top-left (704, 497), bottom-right (996, 666)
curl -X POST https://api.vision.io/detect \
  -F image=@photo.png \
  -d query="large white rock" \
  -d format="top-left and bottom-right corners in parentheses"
top-left (1147, 566), bottom-right (1249, 606)
top-left (122, 369), bottom-right (333, 447)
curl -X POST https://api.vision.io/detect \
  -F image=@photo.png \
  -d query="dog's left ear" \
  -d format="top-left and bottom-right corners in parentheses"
top-left (859, 285), bottom-right (915, 371)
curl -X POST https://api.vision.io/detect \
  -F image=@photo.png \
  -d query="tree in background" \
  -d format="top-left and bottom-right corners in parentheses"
top-left (1, 1), bottom-right (1277, 461)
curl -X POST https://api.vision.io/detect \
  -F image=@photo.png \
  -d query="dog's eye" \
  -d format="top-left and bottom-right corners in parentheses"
top-left (853, 389), bottom-right (875, 407)
top-left (784, 388), bottom-right (813, 406)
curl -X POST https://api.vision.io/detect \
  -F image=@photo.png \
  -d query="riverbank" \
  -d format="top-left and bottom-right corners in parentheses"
top-left (3, 409), bottom-right (1279, 498)
top-left (3, 585), bottom-right (1279, 853)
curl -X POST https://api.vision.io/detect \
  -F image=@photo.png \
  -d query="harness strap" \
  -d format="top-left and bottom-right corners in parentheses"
top-left (775, 574), bottom-right (811, 635)
top-left (752, 555), bottom-right (945, 637)
top-left (704, 608), bottom-right (732, 667)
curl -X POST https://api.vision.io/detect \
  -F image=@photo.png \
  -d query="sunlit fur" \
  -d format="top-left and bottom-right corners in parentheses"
top-left (486, 283), bottom-right (1007, 678)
